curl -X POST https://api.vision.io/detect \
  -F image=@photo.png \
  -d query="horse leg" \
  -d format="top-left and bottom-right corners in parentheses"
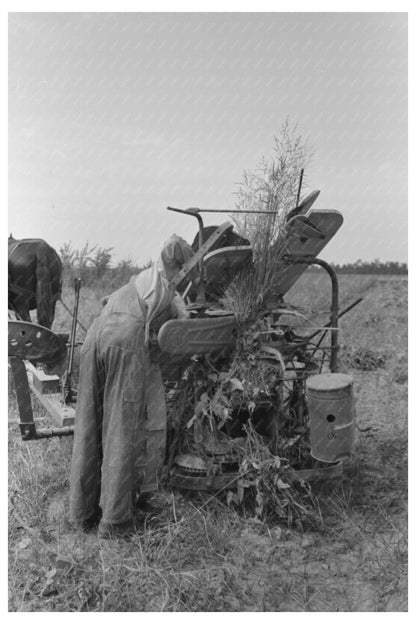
top-left (13, 302), bottom-right (31, 322)
top-left (35, 245), bottom-right (54, 329)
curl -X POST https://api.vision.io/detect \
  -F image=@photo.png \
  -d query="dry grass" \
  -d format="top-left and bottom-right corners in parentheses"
top-left (8, 274), bottom-right (408, 611)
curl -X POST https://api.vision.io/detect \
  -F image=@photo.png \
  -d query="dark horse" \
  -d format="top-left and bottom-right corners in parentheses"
top-left (8, 236), bottom-right (62, 329)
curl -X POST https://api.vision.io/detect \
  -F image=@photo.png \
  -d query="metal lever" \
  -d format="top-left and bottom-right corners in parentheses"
top-left (62, 278), bottom-right (81, 404)
top-left (169, 221), bottom-right (233, 292)
top-left (167, 206), bottom-right (206, 304)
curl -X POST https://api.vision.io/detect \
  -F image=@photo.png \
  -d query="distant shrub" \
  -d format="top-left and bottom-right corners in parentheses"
top-left (59, 241), bottom-right (150, 290)
top-left (332, 260), bottom-right (407, 275)
top-left (308, 260), bottom-right (408, 275)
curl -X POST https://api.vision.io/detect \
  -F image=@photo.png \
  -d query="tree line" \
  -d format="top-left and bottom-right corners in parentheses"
top-left (60, 241), bottom-right (407, 292)
top-left (329, 259), bottom-right (407, 275)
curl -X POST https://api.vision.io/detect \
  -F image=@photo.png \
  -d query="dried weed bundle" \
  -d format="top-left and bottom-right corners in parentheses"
top-left (228, 121), bottom-right (312, 321)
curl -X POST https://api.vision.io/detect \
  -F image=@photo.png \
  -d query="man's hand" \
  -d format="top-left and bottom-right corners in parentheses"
top-left (171, 293), bottom-right (190, 319)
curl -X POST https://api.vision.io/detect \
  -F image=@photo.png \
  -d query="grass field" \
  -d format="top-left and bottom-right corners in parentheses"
top-left (8, 273), bottom-right (408, 612)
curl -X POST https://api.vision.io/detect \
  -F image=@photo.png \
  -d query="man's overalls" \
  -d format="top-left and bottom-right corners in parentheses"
top-left (69, 279), bottom-right (167, 528)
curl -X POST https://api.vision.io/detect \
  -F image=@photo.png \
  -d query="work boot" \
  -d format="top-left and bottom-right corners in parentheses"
top-left (135, 492), bottom-right (164, 514)
top-left (97, 519), bottom-right (136, 539)
top-left (72, 508), bottom-right (102, 533)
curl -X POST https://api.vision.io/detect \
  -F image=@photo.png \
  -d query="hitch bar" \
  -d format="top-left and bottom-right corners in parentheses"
top-left (9, 353), bottom-right (75, 441)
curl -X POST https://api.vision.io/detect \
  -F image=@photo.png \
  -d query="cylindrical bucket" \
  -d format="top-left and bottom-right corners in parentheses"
top-left (305, 373), bottom-right (355, 462)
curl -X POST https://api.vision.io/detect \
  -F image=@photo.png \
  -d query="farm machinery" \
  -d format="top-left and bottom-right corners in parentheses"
top-left (8, 191), bottom-right (359, 493)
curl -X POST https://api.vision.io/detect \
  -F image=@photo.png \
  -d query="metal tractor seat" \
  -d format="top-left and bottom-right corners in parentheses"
top-left (182, 244), bottom-right (253, 302)
top-left (275, 209), bottom-right (344, 299)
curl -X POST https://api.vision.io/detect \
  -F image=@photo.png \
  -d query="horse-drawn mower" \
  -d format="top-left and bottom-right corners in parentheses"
top-left (8, 192), bottom-right (359, 495)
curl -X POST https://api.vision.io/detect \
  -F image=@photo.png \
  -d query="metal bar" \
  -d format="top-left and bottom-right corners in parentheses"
top-left (295, 168), bottom-right (304, 208)
top-left (194, 213), bottom-right (207, 306)
top-left (9, 356), bottom-right (55, 440)
top-left (308, 297), bottom-right (363, 344)
top-left (67, 278), bottom-right (81, 374)
top-left (35, 426), bottom-right (75, 439)
top-left (63, 278), bottom-right (81, 404)
top-left (168, 206), bottom-right (278, 215)
top-left (283, 255), bottom-right (339, 372)
top-left (311, 258), bottom-right (339, 372)
top-left (166, 206), bottom-right (205, 235)
top-left (192, 209), bottom-right (278, 214)
top-left (167, 206), bottom-right (207, 304)
top-left (58, 298), bottom-right (87, 333)
top-left (9, 357), bottom-right (35, 435)
top-left (169, 222), bottom-right (233, 291)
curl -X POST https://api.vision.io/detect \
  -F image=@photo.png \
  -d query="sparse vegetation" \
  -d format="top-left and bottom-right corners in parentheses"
top-left (331, 260), bottom-right (407, 275)
top-left (59, 241), bottom-right (149, 290)
top-left (230, 120), bottom-right (312, 312)
top-left (8, 273), bottom-right (408, 611)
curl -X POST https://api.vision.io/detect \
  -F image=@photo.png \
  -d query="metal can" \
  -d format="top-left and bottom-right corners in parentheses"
top-left (305, 373), bottom-right (355, 462)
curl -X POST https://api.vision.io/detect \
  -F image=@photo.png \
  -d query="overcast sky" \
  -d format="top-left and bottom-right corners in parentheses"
top-left (8, 12), bottom-right (407, 266)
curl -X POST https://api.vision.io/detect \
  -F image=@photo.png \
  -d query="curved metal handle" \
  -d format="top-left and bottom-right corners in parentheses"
top-left (167, 206), bottom-right (206, 302)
